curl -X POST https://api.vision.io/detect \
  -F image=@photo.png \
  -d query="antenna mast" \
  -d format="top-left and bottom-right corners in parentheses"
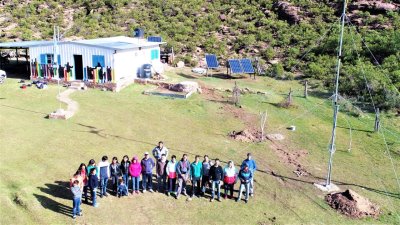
top-left (325, 0), bottom-right (347, 188)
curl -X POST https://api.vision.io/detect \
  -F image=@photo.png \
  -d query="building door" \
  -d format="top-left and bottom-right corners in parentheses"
top-left (74, 55), bottom-right (83, 80)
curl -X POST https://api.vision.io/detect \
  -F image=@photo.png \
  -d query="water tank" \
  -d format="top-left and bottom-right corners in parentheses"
top-left (134, 28), bottom-right (145, 38)
top-left (142, 64), bottom-right (152, 78)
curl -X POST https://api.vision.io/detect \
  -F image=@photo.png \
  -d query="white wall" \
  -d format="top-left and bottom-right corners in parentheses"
top-left (113, 45), bottom-right (160, 81)
top-left (29, 43), bottom-right (114, 80)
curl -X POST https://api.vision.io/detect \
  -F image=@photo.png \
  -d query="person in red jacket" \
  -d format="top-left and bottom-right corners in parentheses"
top-left (129, 156), bottom-right (142, 194)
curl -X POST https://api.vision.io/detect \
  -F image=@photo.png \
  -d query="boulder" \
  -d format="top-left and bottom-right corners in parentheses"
top-left (176, 61), bottom-right (185, 68)
top-left (349, 1), bottom-right (399, 13)
top-left (170, 81), bottom-right (199, 93)
top-left (273, 1), bottom-right (302, 24)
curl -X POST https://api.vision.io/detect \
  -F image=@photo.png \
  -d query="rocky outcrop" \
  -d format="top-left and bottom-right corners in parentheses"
top-left (273, 1), bottom-right (302, 24)
top-left (349, 0), bottom-right (400, 14)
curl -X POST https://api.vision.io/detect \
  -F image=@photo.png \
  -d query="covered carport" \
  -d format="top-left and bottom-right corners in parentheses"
top-left (0, 41), bottom-right (52, 79)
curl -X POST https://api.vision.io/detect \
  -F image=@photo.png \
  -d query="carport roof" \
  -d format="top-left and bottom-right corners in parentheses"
top-left (0, 40), bottom-right (54, 49)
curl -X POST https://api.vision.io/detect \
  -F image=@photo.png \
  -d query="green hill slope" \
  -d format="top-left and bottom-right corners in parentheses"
top-left (0, 0), bottom-right (399, 109)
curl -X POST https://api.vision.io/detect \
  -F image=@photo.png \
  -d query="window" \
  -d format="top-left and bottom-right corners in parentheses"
top-left (39, 54), bottom-right (60, 65)
top-left (150, 49), bottom-right (159, 60)
top-left (46, 54), bottom-right (54, 64)
top-left (92, 55), bottom-right (105, 67)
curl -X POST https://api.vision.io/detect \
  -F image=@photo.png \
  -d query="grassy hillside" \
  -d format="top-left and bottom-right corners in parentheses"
top-left (0, 0), bottom-right (399, 109)
top-left (0, 68), bottom-right (399, 224)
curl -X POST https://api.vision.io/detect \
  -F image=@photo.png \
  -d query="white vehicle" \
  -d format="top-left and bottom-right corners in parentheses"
top-left (0, 69), bottom-right (6, 84)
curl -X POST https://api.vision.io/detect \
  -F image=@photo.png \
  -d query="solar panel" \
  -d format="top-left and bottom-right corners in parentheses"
top-left (240, 58), bottom-right (255, 74)
top-left (228, 59), bottom-right (243, 74)
top-left (205, 54), bottom-right (219, 68)
top-left (147, 36), bottom-right (162, 42)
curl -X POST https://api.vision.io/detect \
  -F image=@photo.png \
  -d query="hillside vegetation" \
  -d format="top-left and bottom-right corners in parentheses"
top-left (0, 0), bottom-right (399, 109)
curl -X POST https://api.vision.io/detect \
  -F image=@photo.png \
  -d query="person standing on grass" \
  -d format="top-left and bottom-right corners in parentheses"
top-left (201, 155), bottom-right (212, 196)
top-left (70, 170), bottom-right (83, 190)
top-left (156, 154), bottom-right (168, 193)
top-left (190, 155), bottom-right (202, 198)
top-left (209, 158), bottom-right (224, 202)
top-left (241, 153), bottom-right (257, 197)
top-left (98, 156), bottom-right (110, 198)
top-left (141, 152), bottom-right (155, 193)
top-left (71, 180), bottom-right (83, 219)
top-left (110, 157), bottom-right (121, 195)
top-left (166, 155), bottom-right (177, 196)
top-left (87, 159), bottom-right (98, 176)
top-left (120, 155), bottom-right (130, 189)
top-left (129, 156), bottom-right (142, 194)
top-left (223, 160), bottom-right (237, 199)
top-left (152, 141), bottom-right (169, 161)
top-left (117, 177), bottom-right (129, 198)
top-left (236, 164), bottom-right (252, 203)
top-left (77, 163), bottom-right (89, 204)
top-left (176, 154), bottom-right (191, 199)
top-left (88, 168), bottom-right (99, 207)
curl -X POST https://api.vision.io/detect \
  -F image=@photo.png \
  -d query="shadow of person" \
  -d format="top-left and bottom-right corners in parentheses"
top-left (33, 194), bottom-right (72, 217)
top-left (39, 181), bottom-right (71, 200)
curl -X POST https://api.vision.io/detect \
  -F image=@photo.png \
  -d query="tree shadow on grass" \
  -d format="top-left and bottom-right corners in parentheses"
top-left (33, 194), bottom-right (72, 217)
top-left (0, 104), bottom-right (47, 115)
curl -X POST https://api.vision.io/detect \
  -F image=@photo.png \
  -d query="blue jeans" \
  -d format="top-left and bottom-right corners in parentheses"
top-left (100, 177), bottom-right (108, 195)
top-left (91, 188), bottom-right (97, 206)
top-left (238, 182), bottom-right (250, 200)
top-left (142, 173), bottom-right (153, 190)
top-left (122, 174), bottom-right (129, 188)
top-left (132, 176), bottom-right (140, 191)
top-left (72, 197), bottom-right (81, 216)
top-left (168, 178), bottom-right (176, 193)
top-left (211, 181), bottom-right (221, 199)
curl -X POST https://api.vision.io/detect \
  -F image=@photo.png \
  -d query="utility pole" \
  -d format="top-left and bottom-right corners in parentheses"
top-left (325, 0), bottom-right (347, 188)
top-left (304, 80), bottom-right (308, 98)
top-left (53, 25), bottom-right (62, 110)
top-left (374, 108), bottom-right (380, 132)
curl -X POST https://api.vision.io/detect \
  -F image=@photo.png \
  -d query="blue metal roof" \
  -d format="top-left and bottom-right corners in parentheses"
top-left (0, 40), bottom-right (54, 48)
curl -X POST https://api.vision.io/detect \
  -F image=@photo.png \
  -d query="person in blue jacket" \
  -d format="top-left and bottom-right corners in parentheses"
top-left (241, 153), bottom-right (257, 197)
top-left (141, 152), bottom-right (155, 193)
top-left (236, 164), bottom-right (253, 203)
top-left (88, 168), bottom-right (99, 207)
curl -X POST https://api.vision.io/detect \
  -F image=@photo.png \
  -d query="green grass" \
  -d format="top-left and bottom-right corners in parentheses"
top-left (0, 72), bottom-right (399, 225)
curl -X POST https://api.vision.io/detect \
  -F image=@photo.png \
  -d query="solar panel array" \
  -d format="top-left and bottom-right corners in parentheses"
top-left (205, 54), bottom-right (219, 68)
top-left (147, 36), bottom-right (162, 42)
top-left (240, 59), bottom-right (255, 73)
top-left (228, 58), bottom-right (254, 74)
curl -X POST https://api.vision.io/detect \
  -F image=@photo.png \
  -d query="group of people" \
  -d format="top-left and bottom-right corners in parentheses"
top-left (69, 141), bottom-right (257, 219)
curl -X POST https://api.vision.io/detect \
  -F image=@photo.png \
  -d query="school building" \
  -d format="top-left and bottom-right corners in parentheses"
top-left (0, 36), bottom-right (165, 91)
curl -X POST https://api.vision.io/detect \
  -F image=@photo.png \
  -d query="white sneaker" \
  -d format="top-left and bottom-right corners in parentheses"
top-left (143, 190), bottom-right (147, 193)
top-left (149, 189), bottom-right (154, 193)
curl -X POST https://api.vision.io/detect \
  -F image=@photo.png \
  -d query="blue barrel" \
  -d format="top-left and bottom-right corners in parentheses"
top-left (134, 28), bottom-right (144, 38)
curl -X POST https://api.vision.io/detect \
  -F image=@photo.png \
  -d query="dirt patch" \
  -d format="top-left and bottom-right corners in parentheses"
top-left (229, 129), bottom-right (264, 142)
top-left (326, 189), bottom-right (380, 219)
top-left (268, 140), bottom-right (309, 177)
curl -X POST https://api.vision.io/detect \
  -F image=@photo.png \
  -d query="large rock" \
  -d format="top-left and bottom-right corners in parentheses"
top-left (349, 1), bottom-right (399, 13)
top-left (273, 1), bottom-right (302, 24)
top-left (176, 61), bottom-right (185, 68)
top-left (170, 81), bottom-right (199, 93)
